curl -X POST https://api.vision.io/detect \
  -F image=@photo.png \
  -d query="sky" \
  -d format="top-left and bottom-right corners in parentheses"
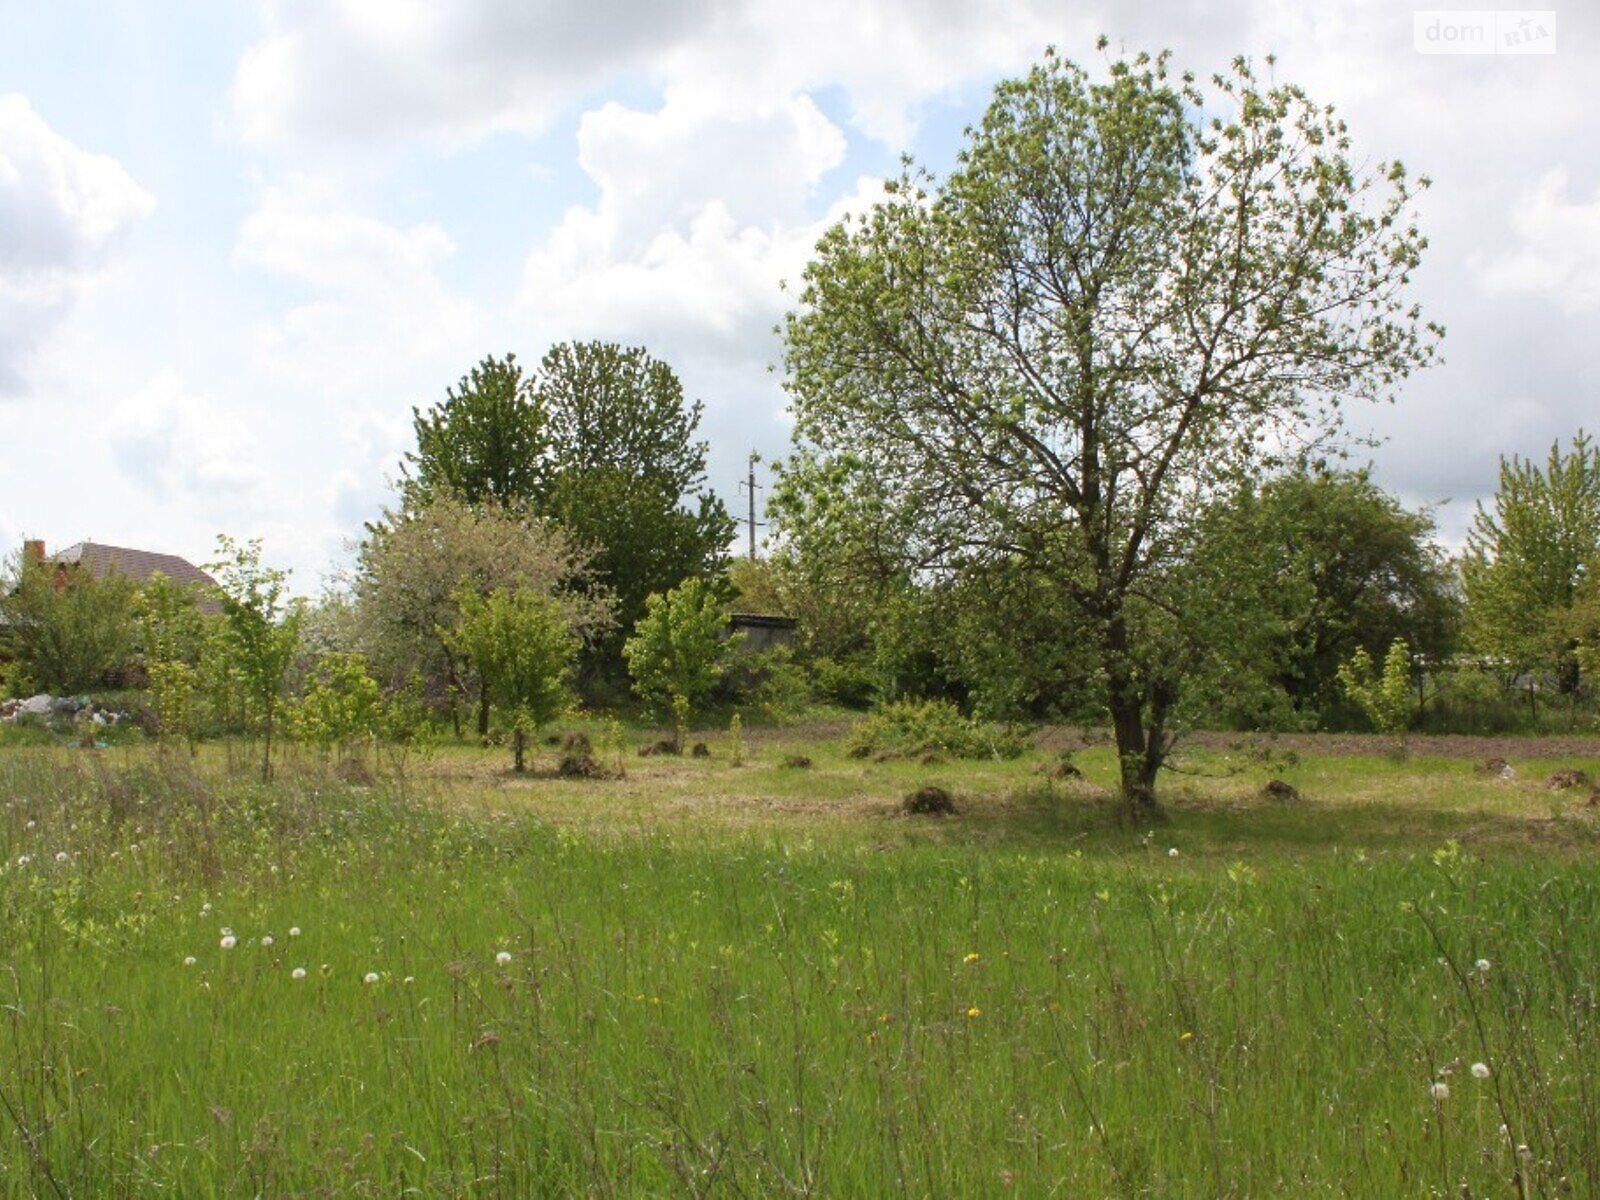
top-left (0, 1), bottom-right (1594, 589)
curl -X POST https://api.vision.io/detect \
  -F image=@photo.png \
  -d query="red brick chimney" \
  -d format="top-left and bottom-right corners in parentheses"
top-left (23, 539), bottom-right (45, 565)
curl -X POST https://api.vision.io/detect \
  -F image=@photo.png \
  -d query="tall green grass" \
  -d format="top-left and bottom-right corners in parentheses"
top-left (0, 748), bottom-right (1596, 1195)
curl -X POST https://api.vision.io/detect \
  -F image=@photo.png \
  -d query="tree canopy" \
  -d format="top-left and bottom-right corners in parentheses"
top-left (396, 342), bottom-right (735, 689)
top-left (404, 354), bottom-right (546, 508)
top-left (782, 46), bottom-right (1438, 812)
top-left (1463, 431), bottom-right (1600, 695)
top-left (1202, 467), bottom-right (1458, 722)
top-left (535, 341), bottom-right (736, 649)
top-left (352, 492), bottom-right (614, 735)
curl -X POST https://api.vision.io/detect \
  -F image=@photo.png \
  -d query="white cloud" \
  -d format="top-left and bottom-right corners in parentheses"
top-left (1472, 168), bottom-right (1600, 315)
top-left (231, 0), bottom-right (725, 147)
top-left (0, 94), bottom-right (154, 391)
top-left (235, 177), bottom-right (483, 392)
top-left (107, 370), bottom-right (272, 506)
top-left (231, 0), bottom-right (1073, 151)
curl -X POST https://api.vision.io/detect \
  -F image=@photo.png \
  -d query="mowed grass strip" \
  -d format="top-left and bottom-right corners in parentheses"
top-left (1, 741), bottom-right (1598, 1196)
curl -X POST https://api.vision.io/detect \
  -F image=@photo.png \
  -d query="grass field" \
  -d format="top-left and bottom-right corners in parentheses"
top-left (3, 725), bottom-right (1599, 1196)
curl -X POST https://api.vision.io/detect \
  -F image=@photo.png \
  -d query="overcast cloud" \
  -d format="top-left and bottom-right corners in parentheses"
top-left (0, 1), bottom-right (1593, 583)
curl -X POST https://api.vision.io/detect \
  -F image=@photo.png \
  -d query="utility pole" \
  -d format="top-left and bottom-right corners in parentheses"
top-left (738, 452), bottom-right (764, 559)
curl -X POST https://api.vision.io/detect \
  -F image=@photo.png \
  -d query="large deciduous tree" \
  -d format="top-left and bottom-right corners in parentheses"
top-left (535, 341), bottom-right (737, 650)
top-left (782, 46), bottom-right (1438, 814)
top-left (395, 342), bottom-right (735, 689)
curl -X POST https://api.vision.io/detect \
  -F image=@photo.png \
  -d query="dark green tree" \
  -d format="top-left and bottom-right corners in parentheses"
top-left (1202, 468), bottom-right (1459, 723)
top-left (0, 547), bottom-right (139, 695)
top-left (782, 46), bottom-right (1438, 815)
top-left (403, 354), bottom-right (547, 507)
top-left (534, 341), bottom-right (736, 662)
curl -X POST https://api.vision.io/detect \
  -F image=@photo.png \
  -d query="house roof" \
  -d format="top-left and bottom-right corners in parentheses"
top-left (729, 612), bottom-right (798, 630)
top-left (49, 542), bottom-right (218, 594)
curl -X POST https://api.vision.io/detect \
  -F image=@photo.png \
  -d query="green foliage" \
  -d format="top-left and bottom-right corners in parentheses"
top-left (404, 354), bottom-right (546, 507)
top-left (766, 450), bottom-right (912, 670)
top-left (1197, 468), bottom-right (1460, 726)
top-left (1338, 639), bottom-right (1416, 740)
top-left (452, 588), bottom-right (577, 771)
top-left (0, 549), bottom-right (139, 695)
top-left (1463, 432), bottom-right (1600, 695)
top-left (353, 493), bottom-right (612, 737)
top-left (145, 659), bottom-right (200, 746)
top-left (845, 698), bottom-right (1029, 760)
top-left (393, 343), bottom-right (731, 691)
top-left (135, 571), bottom-right (212, 668)
top-left (623, 578), bottom-right (734, 728)
top-left (719, 645), bottom-right (812, 723)
top-left (781, 47), bottom-right (1437, 810)
top-left (534, 341), bottom-right (737, 650)
top-left (207, 536), bottom-right (301, 780)
top-left (135, 572), bottom-right (215, 747)
top-left (806, 655), bottom-right (876, 709)
top-left (291, 652), bottom-right (386, 754)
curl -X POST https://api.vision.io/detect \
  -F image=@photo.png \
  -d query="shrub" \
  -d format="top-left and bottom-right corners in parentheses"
top-left (845, 698), bottom-right (1029, 760)
top-left (807, 655), bottom-right (876, 708)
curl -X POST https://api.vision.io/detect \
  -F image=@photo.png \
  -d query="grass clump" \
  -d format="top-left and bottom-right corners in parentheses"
top-left (845, 698), bottom-right (1029, 761)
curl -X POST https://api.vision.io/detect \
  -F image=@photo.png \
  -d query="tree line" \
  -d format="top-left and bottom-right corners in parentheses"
top-left (3, 46), bottom-right (1598, 813)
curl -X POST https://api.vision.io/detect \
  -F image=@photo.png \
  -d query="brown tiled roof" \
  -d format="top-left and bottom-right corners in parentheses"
top-left (50, 542), bottom-right (218, 596)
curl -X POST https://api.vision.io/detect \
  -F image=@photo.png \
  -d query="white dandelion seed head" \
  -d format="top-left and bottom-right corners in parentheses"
top-left (496, 950), bottom-right (512, 965)
top-left (1471, 1062), bottom-right (1491, 1079)
top-left (1517, 1144), bottom-right (1533, 1158)
top-left (54, 851), bottom-right (68, 863)
top-left (403, 976), bottom-right (415, 985)
top-left (289, 927), bottom-right (301, 937)
top-left (363, 972), bottom-right (379, 985)
top-left (220, 935), bottom-right (237, 950)
top-left (16, 855), bottom-right (29, 867)
top-left (25, 820), bottom-right (35, 830)
top-left (260, 935), bottom-right (274, 948)
top-left (183, 956), bottom-right (197, 967)
top-left (1475, 958), bottom-right (1491, 973)
top-left (1430, 1082), bottom-right (1450, 1101)
top-left (1168, 848), bottom-right (1179, 858)
top-left (291, 968), bottom-right (306, 980)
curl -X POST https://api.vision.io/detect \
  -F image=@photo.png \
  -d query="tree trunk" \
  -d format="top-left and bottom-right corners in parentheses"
top-left (478, 680), bottom-right (491, 741)
top-left (443, 652), bottom-right (465, 739)
top-left (513, 729), bottom-right (526, 773)
top-left (1102, 617), bottom-right (1167, 822)
top-left (261, 702), bottom-right (274, 783)
top-left (1108, 693), bottom-right (1164, 820)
